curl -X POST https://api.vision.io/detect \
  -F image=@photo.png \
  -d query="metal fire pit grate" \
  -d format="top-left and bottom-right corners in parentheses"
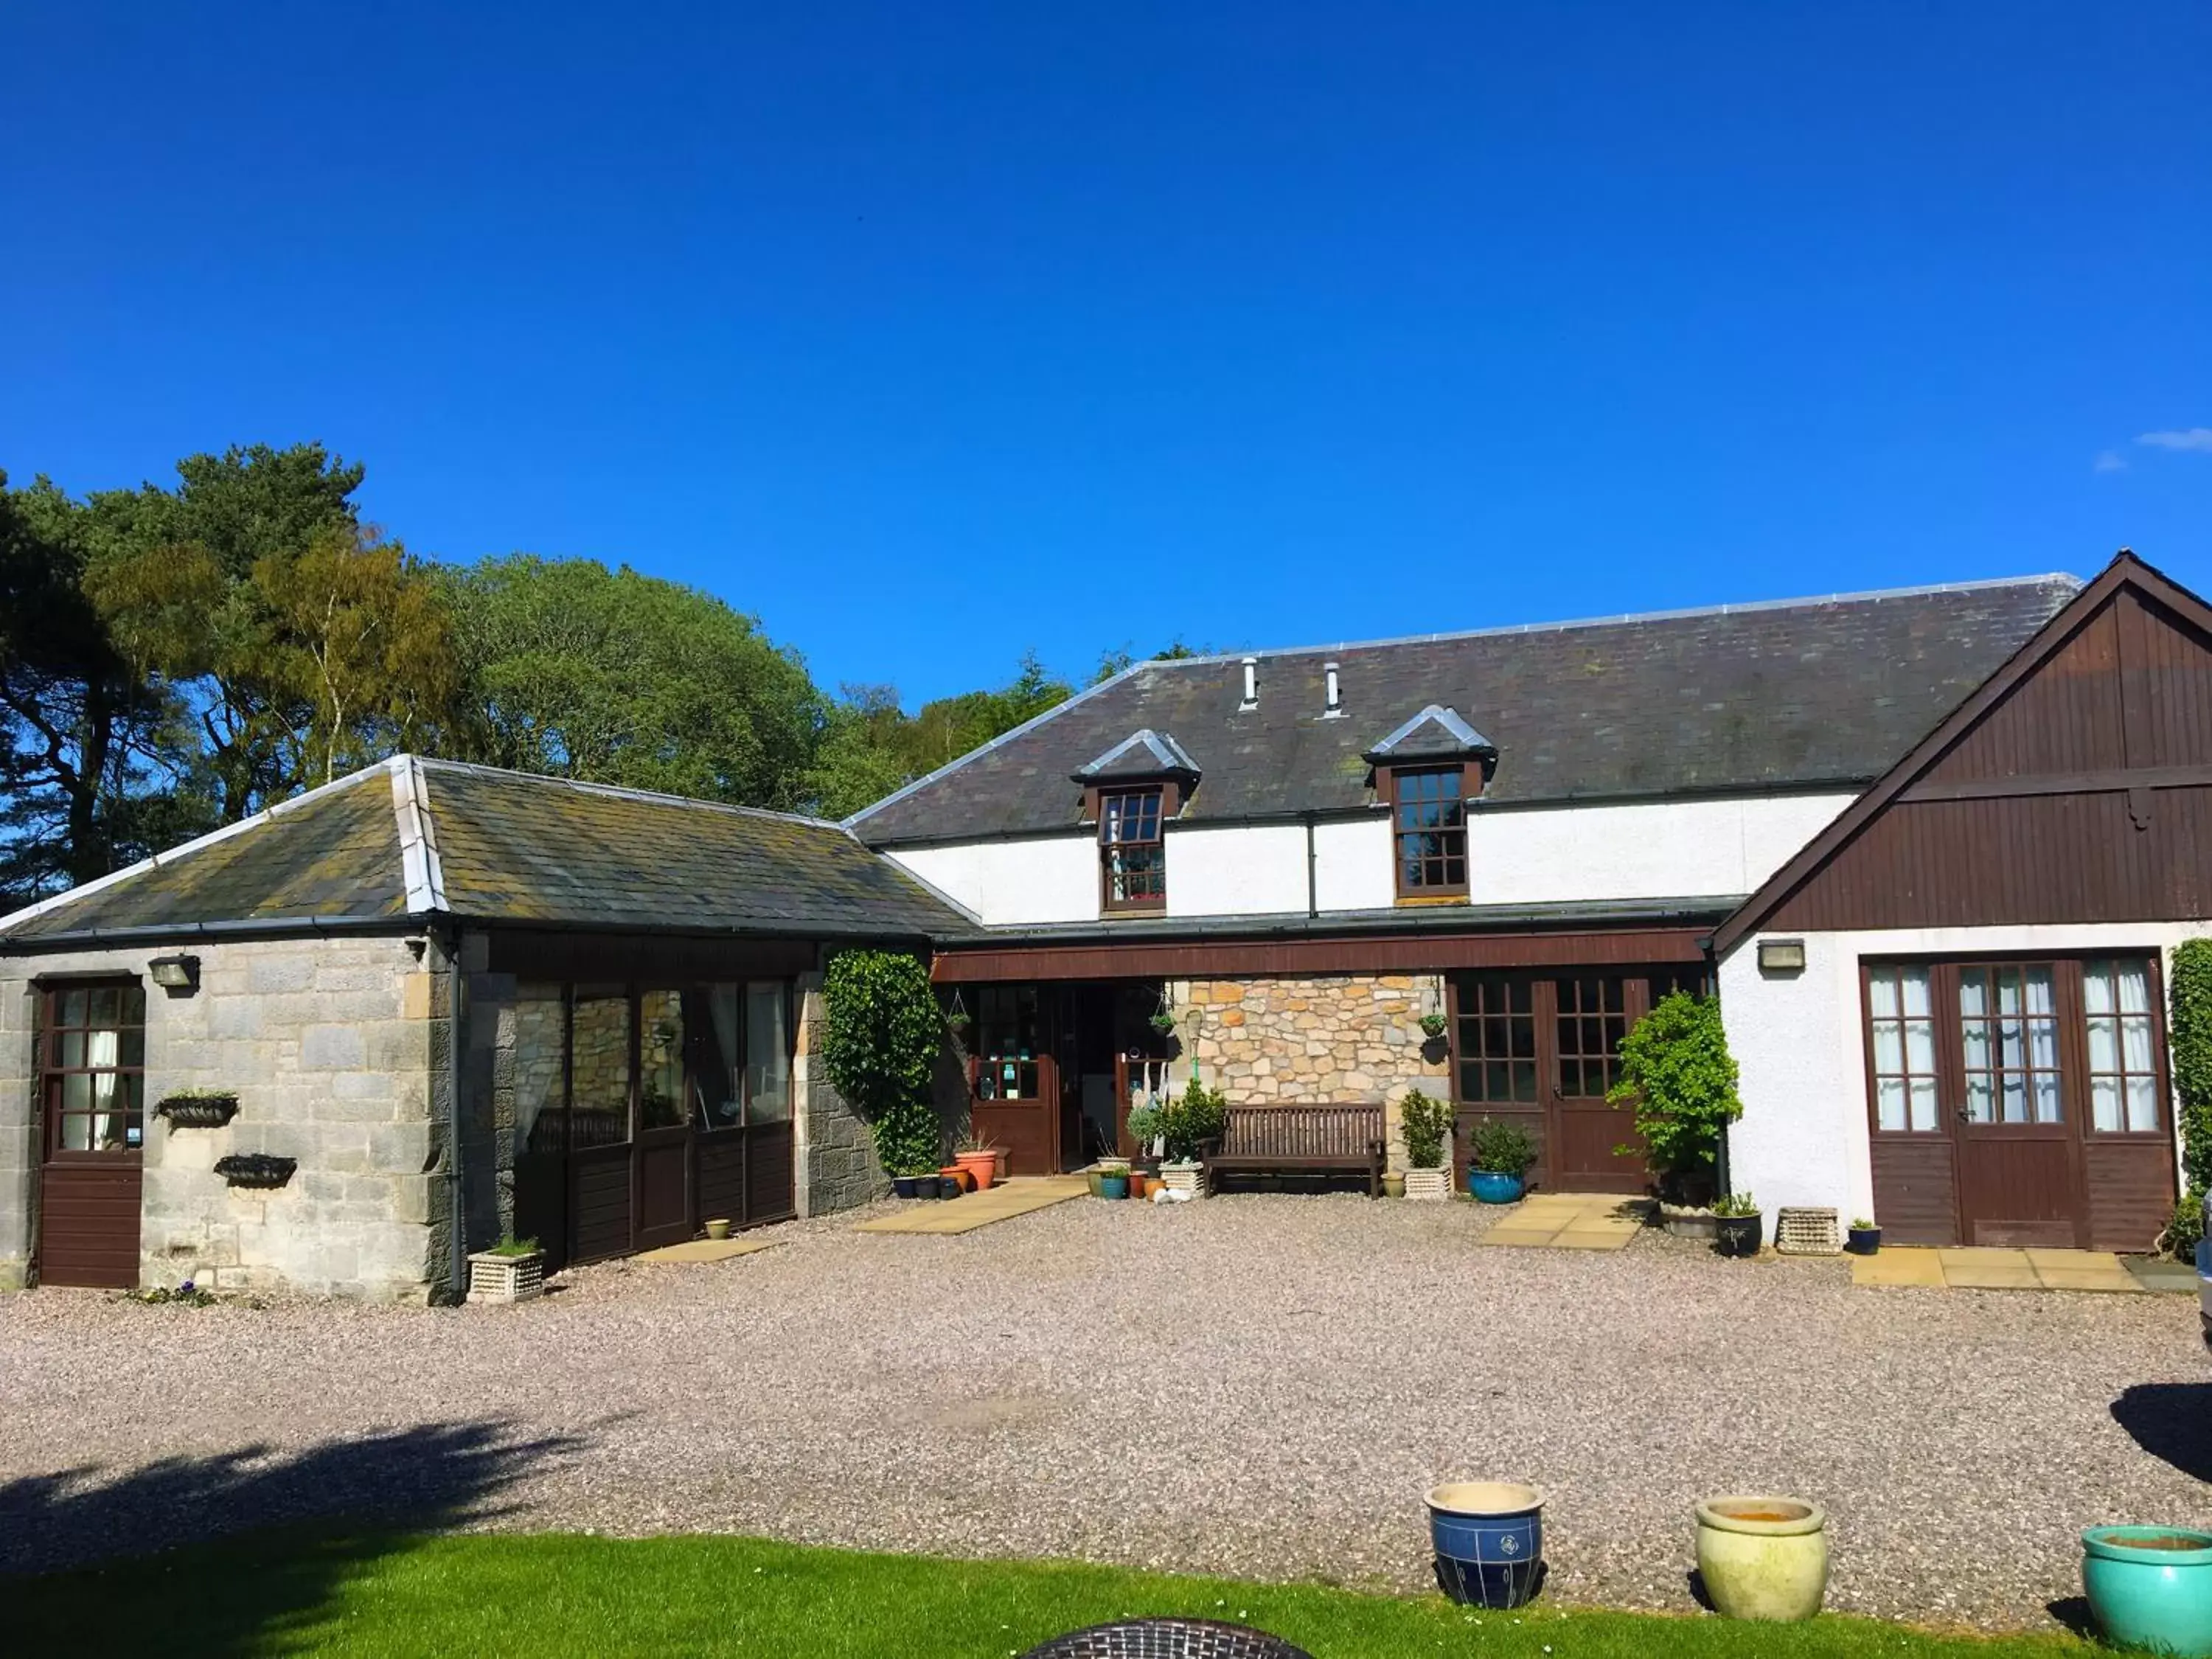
top-left (1021, 1620), bottom-right (1315, 1658)
top-left (1774, 1206), bottom-right (1840, 1255)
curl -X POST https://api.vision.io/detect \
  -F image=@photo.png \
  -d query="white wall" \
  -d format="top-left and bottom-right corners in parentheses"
top-left (885, 836), bottom-right (1098, 927)
top-left (1722, 922), bottom-right (2208, 1224)
top-left (1166, 824), bottom-right (1310, 917)
top-left (884, 790), bottom-right (1854, 927)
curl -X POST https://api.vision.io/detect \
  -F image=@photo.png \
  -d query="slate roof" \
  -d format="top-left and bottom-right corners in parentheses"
top-left (0, 757), bottom-right (976, 947)
top-left (849, 574), bottom-right (2082, 845)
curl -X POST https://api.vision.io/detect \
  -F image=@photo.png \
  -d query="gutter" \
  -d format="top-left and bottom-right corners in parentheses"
top-left (439, 919), bottom-right (467, 1305)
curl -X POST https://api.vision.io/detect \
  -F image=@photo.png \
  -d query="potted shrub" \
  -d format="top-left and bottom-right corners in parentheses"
top-left (1467, 1118), bottom-right (1536, 1203)
top-left (1399, 1088), bottom-right (1454, 1200)
top-left (1159, 1076), bottom-right (1225, 1196)
top-left (468, 1237), bottom-right (545, 1304)
top-left (1695, 1496), bottom-right (1829, 1621)
top-left (1607, 990), bottom-right (1741, 1210)
top-left (1846, 1216), bottom-right (1881, 1254)
top-left (1096, 1165), bottom-right (1130, 1200)
top-left (2081, 1526), bottom-right (2212, 1657)
top-left (1712, 1192), bottom-right (1763, 1256)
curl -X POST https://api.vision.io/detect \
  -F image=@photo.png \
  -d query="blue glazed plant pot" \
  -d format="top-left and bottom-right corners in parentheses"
top-left (890, 1175), bottom-right (919, 1199)
top-left (1427, 1482), bottom-right (1543, 1609)
top-left (1097, 1174), bottom-right (1129, 1200)
top-left (2083, 1526), bottom-right (2212, 1658)
top-left (1470, 1171), bottom-right (1524, 1205)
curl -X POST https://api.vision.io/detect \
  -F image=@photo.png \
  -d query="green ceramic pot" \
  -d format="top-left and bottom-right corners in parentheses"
top-left (2083, 1526), bottom-right (2212, 1658)
top-left (1695, 1497), bottom-right (1828, 1621)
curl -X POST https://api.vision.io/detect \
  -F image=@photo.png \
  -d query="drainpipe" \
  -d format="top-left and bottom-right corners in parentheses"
top-left (1304, 813), bottom-right (1319, 919)
top-left (440, 922), bottom-right (466, 1303)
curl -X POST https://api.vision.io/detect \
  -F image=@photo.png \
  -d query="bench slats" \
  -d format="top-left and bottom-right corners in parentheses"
top-left (1208, 1105), bottom-right (1386, 1197)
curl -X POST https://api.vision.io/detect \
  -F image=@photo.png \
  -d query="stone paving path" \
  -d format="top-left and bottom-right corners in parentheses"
top-left (1852, 1244), bottom-right (2144, 1292)
top-left (1472, 1191), bottom-right (1645, 1250)
top-left (851, 1174), bottom-right (1088, 1234)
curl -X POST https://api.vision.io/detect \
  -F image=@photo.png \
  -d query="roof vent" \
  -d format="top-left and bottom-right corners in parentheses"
top-left (1239, 656), bottom-right (1259, 710)
top-left (1322, 661), bottom-right (1343, 718)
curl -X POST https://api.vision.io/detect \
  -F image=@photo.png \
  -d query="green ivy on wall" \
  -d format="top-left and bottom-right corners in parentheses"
top-left (1607, 991), bottom-right (1742, 1199)
top-left (818, 950), bottom-right (943, 1178)
top-left (2166, 939), bottom-right (2212, 1251)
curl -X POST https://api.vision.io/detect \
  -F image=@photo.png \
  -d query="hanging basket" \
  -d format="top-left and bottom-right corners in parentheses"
top-left (156, 1091), bottom-right (240, 1129)
top-left (212, 1153), bottom-right (296, 1189)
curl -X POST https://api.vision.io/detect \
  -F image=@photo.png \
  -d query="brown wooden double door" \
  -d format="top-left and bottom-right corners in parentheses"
top-left (1864, 956), bottom-right (2177, 1249)
top-left (35, 981), bottom-right (148, 1288)
top-left (1450, 970), bottom-right (1700, 1195)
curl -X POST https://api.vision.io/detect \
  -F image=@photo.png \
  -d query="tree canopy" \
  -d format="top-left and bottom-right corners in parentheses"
top-left (1, 441), bottom-right (1123, 906)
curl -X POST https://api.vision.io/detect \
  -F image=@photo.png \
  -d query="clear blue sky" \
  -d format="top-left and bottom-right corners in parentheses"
top-left (5, 2), bottom-right (2207, 705)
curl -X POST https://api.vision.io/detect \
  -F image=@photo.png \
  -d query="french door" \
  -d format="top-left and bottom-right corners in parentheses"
top-left (1864, 956), bottom-right (2174, 1248)
top-left (36, 981), bottom-right (147, 1288)
top-left (967, 986), bottom-right (1059, 1175)
top-left (1450, 971), bottom-right (1669, 1194)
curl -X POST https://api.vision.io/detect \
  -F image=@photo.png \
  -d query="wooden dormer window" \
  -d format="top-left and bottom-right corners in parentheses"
top-left (1099, 787), bottom-right (1167, 914)
top-left (1390, 764), bottom-right (1468, 900)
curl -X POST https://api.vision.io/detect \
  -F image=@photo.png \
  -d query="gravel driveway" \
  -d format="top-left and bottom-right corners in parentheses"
top-left (4, 1194), bottom-right (2208, 1631)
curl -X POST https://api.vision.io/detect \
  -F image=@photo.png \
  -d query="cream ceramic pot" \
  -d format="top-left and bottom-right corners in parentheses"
top-left (1694, 1496), bottom-right (1829, 1621)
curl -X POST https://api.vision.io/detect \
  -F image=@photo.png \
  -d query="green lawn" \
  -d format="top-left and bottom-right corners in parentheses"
top-left (12, 1531), bottom-right (2100, 1658)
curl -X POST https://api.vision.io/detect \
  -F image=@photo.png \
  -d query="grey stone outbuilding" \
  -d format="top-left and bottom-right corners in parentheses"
top-left (0, 756), bottom-right (977, 1299)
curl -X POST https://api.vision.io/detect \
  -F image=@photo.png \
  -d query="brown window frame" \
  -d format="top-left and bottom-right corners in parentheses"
top-left (1857, 953), bottom-right (2170, 1141)
top-left (38, 978), bottom-right (148, 1162)
top-left (1387, 763), bottom-right (1469, 901)
top-left (1096, 785), bottom-right (1170, 915)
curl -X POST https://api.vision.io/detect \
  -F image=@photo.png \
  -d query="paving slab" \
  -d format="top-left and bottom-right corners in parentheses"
top-left (1474, 1192), bottom-right (1644, 1251)
top-left (633, 1236), bottom-right (781, 1265)
top-left (852, 1175), bottom-right (1088, 1235)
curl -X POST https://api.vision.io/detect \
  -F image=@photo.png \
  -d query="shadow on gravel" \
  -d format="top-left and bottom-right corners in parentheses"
top-left (2110, 1382), bottom-right (2212, 1482)
top-left (1, 1419), bottom-right (580, 1658)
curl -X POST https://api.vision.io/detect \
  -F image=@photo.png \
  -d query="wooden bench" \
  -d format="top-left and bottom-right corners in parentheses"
top-left (1204, 1105), bottom-right (1387, 1197)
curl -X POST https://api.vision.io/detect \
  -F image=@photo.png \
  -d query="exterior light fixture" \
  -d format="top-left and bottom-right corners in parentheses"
top-left (148, 953), bottom-right (201, 992)
top-left (1756, 938), bottom-right (1807, 975)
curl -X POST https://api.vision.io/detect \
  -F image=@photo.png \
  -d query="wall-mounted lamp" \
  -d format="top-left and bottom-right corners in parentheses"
top-left (1756, 938), bottom-right (1806, 975)
top-left (148, 953), bottom-right (201, 993)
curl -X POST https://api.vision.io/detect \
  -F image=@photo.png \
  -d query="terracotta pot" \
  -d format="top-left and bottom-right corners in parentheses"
top-left (955, 1150), bottom-right (997, 1192)
top-left (1129, 1171), bottom-right (1150, 1199)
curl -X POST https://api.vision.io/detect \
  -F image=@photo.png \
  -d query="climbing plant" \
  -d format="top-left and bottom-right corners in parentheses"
top-left (818, 949), bottom-right (943, 1178)
top-left (1607, 991), bottom-right (1741, 1195)
top-left (2167, 939), bottom-right (2212, 1246)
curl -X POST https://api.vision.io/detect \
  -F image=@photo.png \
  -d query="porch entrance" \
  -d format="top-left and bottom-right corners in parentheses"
top-left (513, 979), bottom-right (796, 1271)
top-left (964, 981), bottom-right (1171, 1173)
top-left (1450, 968), bottom-right (1704, 1196)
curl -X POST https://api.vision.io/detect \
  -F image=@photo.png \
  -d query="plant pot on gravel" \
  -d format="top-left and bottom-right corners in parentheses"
top-left (1465, 1117), bottom-right (1536, 1205)
top-left (1382, 1173), bottom-right (1406, 1198)
top-left (1846, 1219), bottom-right (1882, 1255)
top-left (468, 1241), bottom-right (545, 1305)
top-left (1426, 1482), bottom-right (1544, 1610)
top-left (1398, 1091), bottom-right (1455, 1203)
top-left (891, 1175), bottom-right (920, 1199)
top-left (1695, 1497), bottom-right (1828, 1621)
top-left (1403, 1169), bottom-right (1451, 1202)
top-left (1096, 1172), bottom-right (1129, 1200)
top-left (1711, 1193), bottom-right (1763, 1257)
top-left (703, 1218), bottom-right (733, 1241)
top-left (1160, 1160), bottom-right (1205, 1197)
top-left (2081, 1526), bottom-right (2212, 1658)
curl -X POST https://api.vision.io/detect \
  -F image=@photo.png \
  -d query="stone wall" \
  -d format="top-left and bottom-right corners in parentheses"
top-left (1178, 973), bottom-right (1452, 1172)
top-left (0, 934), bottom-right (443, 1299)
top-left (793, 973), bottom-right (888, 1215)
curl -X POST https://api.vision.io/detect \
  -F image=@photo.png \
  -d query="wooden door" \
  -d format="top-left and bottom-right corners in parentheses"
top-left (634, 989), bottom-right (692, 1249)
top-left (969, 985), bottom-right (1060, 1175)
top-left (37, 981), bottom-right (147, 1288)
top-left (1543, 974), bottom-right (1646, 1194)
top-left (1944, 962), bottom-right (2086, 1248)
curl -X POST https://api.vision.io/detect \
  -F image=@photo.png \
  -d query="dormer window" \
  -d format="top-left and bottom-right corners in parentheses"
top-left (1391, 766), bottom-right (1468, 898)
top-left (1363, 703), bottom-right (1494, 906)
top-left (1070, 728), bottom-right (1199, 919)
top-left (1100, 787), bottom-right (1166, 912)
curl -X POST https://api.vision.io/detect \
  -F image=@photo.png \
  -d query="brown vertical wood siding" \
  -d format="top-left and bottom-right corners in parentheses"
top-left (1764, 589), bottom-right (2212, 933)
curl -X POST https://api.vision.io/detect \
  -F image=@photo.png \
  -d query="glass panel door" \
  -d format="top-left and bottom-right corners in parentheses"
top-left (568, 987), bottom-right (633, 1150)
top-left (1956, 965), bottom-right (2062, 1125)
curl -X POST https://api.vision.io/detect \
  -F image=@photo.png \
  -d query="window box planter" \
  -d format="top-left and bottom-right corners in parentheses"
top-left (1403, 1167), bottom-right (1451, 1202)
top-left (468, 1248), bottom-right (545, 1304)
top-left (155, 1091), bottom-right (240, 1129)
top-left (1660, 1203), bottom-right (1719, 1241)
top-left (212, 1153), bottom-right (295, 1189)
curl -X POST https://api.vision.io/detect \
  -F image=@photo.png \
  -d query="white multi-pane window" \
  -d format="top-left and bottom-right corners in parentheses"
top-left (2084, 959), bottom-right (2160, 1133)
top-left (1957, 964), bottom-right (2063, 1125)
top-left (1867, 964), bottom-right (1940, 1132)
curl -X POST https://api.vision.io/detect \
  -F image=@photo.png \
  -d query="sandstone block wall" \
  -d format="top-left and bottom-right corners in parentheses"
top-left (0, 934), bottom-right (443, 1299)
top-left (1179, 973), bottom-right (1453, 1172)
top-left (793, 973), bottom-right (889, 1215)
